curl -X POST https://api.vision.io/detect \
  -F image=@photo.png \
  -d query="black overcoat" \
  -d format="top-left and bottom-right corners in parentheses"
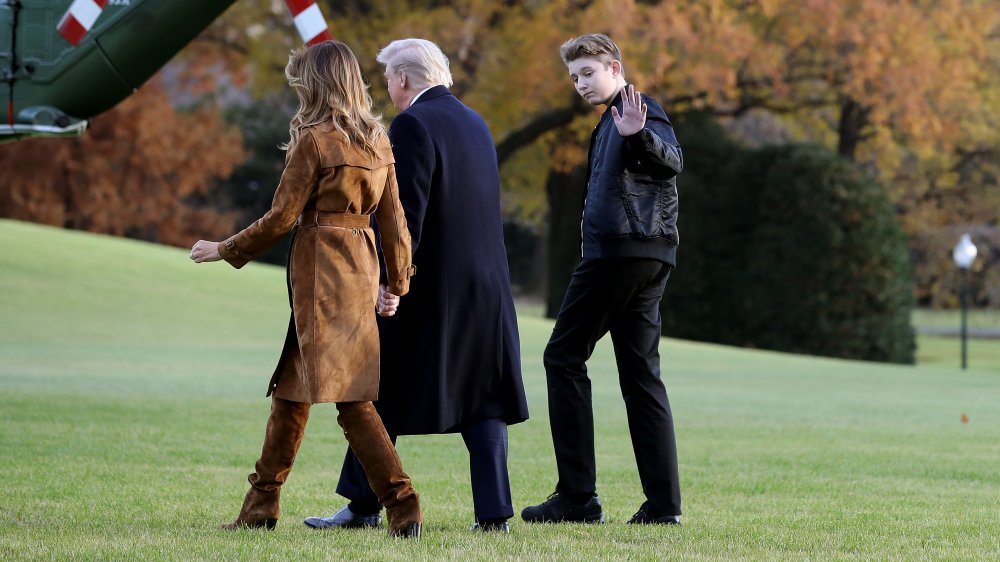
top-left (374, 86), bottom-right (529, 435)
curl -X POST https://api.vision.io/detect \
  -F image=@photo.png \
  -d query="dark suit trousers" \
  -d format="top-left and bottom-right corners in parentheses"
top-left (543, 257), bottom-right (681, 516)
top-left (336, 418), bottom-right (514, 521)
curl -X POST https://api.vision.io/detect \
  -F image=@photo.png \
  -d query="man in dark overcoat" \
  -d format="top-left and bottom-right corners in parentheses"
top-left (304, 38), bottom-right (529, 534)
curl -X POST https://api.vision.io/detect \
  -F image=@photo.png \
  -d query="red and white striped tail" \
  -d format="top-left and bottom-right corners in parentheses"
top-left (57, 0), bottom-right (108, 47)
top-left (285, 0), bottom-right (333, 46)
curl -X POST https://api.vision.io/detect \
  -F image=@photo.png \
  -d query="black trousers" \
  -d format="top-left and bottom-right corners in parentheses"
top-left (544, 257), bottom-right (681, 516)
top-left (336, 418), bottom-right (514, 522)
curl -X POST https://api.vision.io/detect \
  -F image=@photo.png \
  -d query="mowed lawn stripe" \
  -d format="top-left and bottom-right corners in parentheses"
top-left (1, 219), bottom-right (998, 560)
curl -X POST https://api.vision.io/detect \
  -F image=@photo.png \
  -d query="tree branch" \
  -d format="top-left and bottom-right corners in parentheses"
top-left (495, 94), bottom-right (591, 166)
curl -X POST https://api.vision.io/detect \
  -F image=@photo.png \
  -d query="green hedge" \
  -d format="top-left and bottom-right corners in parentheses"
top-left (662, 114), bottom-right (915, 363)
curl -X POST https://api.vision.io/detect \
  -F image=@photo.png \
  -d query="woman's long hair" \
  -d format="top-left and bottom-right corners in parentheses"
top-left (283, 40), bottom-right (386, 158)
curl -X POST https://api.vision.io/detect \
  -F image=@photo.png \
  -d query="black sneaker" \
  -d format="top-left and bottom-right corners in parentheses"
top-left (521, 492), bottom-right (605, 523)
top-left (626, 501), bottom-right (681, 525)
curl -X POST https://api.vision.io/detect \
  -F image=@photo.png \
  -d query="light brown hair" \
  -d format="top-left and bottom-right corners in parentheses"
top-left (559, 33), bottom-right (624, 71)
top-left (283, 40), bottom-right (387, 157)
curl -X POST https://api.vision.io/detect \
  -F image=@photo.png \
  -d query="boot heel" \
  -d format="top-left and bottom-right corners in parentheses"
top-left (389, 522), bottom-right (421, 539)
top-left (221, 516), bottom-right (279, 531)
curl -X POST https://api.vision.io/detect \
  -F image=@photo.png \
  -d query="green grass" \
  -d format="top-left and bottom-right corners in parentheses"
top-left (912, 308), bottom-right (1000, 330)
top-left (916, 334), bottom-right (1000, 373)
top-left (1, 218), bottom-right (999, 561)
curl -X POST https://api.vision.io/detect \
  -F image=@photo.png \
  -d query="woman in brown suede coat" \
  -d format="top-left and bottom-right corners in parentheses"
top-left (189, 40), bottom-right (422, 538)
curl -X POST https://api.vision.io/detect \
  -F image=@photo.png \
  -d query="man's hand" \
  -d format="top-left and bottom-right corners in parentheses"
top-left (190, 240), bottom-right (222, 263)
top-left (377, 284), bottom-right (400, 317)
top-left (611, 84), bottom-right (647, 137)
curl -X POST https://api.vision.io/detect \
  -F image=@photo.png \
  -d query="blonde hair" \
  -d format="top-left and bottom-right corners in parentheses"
top-left (376, 38), bottom-right (453, 89)
top-left (559, 33), bottom-right (624, 75)
top-left (283, 40), bottom-right (387, 158)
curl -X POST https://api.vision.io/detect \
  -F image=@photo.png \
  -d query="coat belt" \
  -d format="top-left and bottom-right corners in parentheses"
top-left (297, 210), bottom-right (371, 229)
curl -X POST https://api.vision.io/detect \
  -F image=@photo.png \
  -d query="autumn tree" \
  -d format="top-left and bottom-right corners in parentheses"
top-left (0, 76), bottom-right (245, 247)
top-left (734, 0), bottom-right (1000, 307)
top-left (497, 0), bottom-right (1000, 308)
top-left (188, 0), bottom-right (999, 304)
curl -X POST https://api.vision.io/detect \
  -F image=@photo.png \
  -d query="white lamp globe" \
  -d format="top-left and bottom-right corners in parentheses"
top-left (953, 234), bottom-right (978, 269)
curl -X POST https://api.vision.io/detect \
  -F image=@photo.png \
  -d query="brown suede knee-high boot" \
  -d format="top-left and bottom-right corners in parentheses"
top-left (336, 401), bottom-right (422, 537)
top-left (223, 397), bottom-right (311, 530)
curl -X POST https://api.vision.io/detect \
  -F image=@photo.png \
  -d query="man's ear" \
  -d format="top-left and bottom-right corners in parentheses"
top-left (399, 71), bottom-right (408, 89)
top-left (611, 60), bottom-right (623, 77)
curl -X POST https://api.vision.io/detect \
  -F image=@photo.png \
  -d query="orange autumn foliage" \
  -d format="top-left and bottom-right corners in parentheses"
top-left (0, 77), bottom-right (245, 248)
top-left (191, 0), bottom-right (998, 226)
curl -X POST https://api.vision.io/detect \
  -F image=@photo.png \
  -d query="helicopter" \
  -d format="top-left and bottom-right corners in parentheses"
top-left (0, 0), bottom-right (330, 143)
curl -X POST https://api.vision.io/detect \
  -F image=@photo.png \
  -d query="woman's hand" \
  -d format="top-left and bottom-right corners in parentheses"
top-left (377, 284), bottom-right (400, 317)
top-left (190, 240), bottom-right (222, 263)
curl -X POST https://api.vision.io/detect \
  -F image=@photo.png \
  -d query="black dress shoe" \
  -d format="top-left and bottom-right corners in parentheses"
top-left (626, 501), bottom-right (681, 525)
top-left (303, 505), bottom-right (382, 529)
top-left (389, 522), bottom-right (422, 538)
top-left (470, 520), bottom-right (511, 533)
top-left (521, 492), bottom-right (605, 523)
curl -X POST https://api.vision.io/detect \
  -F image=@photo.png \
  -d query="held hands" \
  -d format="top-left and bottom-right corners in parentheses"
top-left (190, 240), bottom-right (222, 263)
top-left (611, 84), bottom-right (647, 137)
top-left (377, 284), bottom-right (400, 317)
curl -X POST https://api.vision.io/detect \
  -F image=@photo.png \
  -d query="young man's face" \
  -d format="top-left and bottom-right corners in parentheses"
top-left (567, 56), bottom-right (621, 106)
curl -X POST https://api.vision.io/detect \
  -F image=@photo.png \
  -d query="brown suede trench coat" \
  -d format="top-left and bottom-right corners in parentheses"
top-left (218, 120), bottom-right (413, 404)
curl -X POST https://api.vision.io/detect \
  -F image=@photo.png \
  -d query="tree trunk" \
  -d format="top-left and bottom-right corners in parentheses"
top-left (837, 97), bottom-right (869, 160)
top-left (544, 163), bottom-right (587, 318)
top-left (496, 95), bottom-right (590, 168)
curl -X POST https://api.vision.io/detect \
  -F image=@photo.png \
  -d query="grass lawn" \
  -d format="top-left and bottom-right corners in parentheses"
top-left (1, 219), bottom-right (998, 560)
top-left (912, 308), bottom-right (1000, 331)
top-left (915, 334), bottom-right (1000, 373)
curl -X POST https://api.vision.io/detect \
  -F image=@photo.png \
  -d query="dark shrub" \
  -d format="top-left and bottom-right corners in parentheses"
top-left (663, 130), bottom-right (915, 363)
top-left (658, 112), bottom-right (748, 344)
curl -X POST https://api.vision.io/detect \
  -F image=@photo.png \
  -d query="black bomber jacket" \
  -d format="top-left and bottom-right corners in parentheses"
top-left (581, 87), bottom-right (684, 266)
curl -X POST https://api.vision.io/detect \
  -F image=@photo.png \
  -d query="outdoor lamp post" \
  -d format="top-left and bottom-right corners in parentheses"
top-left (952, 234), bottom-right (978, 370)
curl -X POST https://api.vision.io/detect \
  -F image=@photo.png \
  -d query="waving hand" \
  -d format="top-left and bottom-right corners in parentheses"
top-left (611, 84), bottom-right (647, 137)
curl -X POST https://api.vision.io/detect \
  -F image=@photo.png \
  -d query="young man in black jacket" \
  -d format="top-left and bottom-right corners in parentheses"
top-left (522, 33), bottom-right (684, 526)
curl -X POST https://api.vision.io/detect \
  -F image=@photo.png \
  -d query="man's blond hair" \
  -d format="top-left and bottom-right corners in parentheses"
top-left (559, 33), bottom-right (623, 71)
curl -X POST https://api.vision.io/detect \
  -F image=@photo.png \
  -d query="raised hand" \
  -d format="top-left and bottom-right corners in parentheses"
top-left (611, 84), bottom-right (647, 137)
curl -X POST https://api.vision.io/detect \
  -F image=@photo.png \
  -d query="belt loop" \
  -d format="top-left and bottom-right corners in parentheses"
top-left (298, 210), bottom-right (318, 227)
